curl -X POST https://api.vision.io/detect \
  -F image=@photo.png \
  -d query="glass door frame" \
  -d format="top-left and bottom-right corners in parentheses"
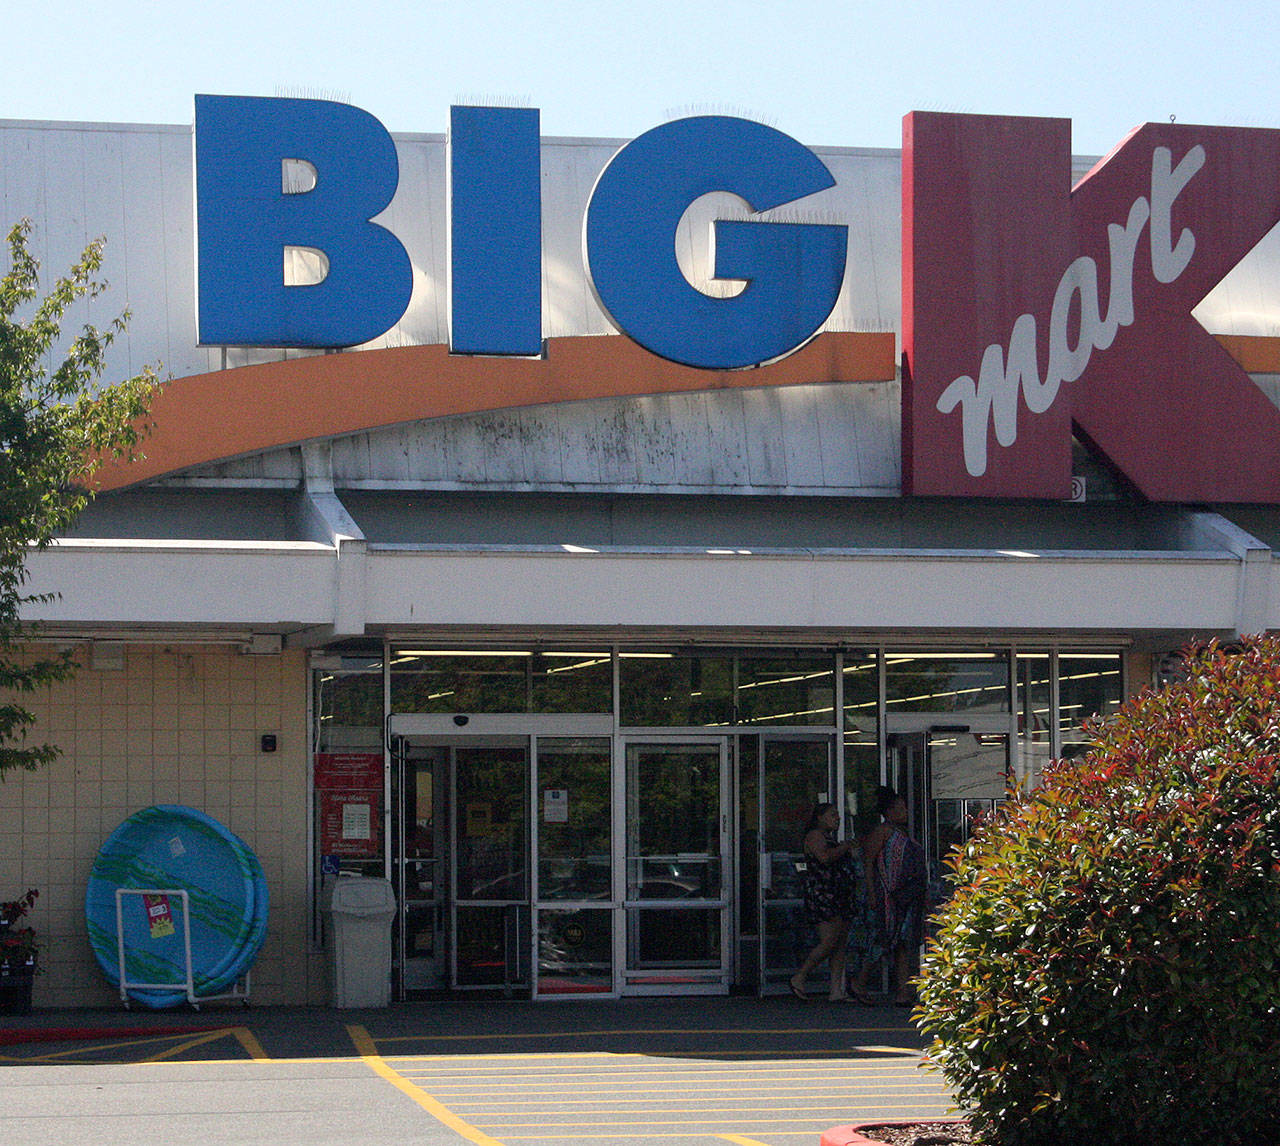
top-left (619, 733), bottom-right (732, 996)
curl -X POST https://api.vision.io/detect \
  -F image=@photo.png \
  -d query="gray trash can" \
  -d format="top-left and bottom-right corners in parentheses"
top-left (325, 876), bottom-right (396, 1008)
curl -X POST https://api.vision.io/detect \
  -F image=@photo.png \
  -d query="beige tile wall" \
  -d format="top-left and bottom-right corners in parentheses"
top-left (0, 642), bottom-right (327, 1008)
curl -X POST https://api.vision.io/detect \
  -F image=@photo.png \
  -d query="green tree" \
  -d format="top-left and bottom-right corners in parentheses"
top-left (0, 219), bottom-right (157, 776)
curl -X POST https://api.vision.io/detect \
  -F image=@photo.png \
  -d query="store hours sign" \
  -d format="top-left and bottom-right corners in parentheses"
top-left (193, 98), bottom-right (1280, 503)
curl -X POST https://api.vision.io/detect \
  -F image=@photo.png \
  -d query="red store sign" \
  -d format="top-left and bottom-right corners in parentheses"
top-left (903, 113), bottom-right (1280, 503)
top-left (314, 753), bottom-right (383, 859)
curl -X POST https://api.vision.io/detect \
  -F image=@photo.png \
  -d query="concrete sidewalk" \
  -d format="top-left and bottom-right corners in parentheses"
top-left (1, 996), bottom-right (955, 1145)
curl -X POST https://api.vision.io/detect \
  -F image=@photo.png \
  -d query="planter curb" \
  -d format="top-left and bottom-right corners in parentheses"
top-left (821, 1119), bottom-right (967, 1146)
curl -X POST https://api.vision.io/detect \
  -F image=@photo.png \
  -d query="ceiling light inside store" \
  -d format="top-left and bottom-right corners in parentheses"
top-left (395, 650), bottom-right (534, 657)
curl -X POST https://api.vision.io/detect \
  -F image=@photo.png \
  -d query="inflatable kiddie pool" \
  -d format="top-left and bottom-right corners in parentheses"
top-left (85, 805), bottom-right (268, 1008)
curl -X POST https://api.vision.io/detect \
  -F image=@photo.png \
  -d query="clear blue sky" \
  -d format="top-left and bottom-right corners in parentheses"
top-left (5, 0), bottom-right (1278, 155)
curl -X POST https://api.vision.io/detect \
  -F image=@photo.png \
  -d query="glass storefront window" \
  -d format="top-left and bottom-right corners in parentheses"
top-left (1016, 651), bottom-right (1052, 788)
top-left (313, 658), bottom-right (383, 752)
top-left (1059, 653), bottom-right (1123, 758)
top-left (530, 652), bottom-right (614, 712)
top-left (389, 649), bottom-right (612, 714)
top-left (842, 649), bottom-right (880, 829)
top-left (884, 651), bottom-right (1011, 714)
top-left (455, 745), bottom-right (528, 901)
top-left (311, 640), bottom-right (1129, 996)
top-left (737, 735), bottom-right (760, 936)
top-left (625, 742), bottom-right (722, 899)
top-left (620, 649), bottom-right (838, 727)
top-left (619, 651), bottom-right (734, 726)
top-left (842, 649), bottom-right (878, 726)
top-left (735, 652), bottom-right (835, 725)
top-left (455, 904), bottom-right (529, 987)
top-left (627, 907), bottom-right (722, 971)
top-left (845, 727), bottom-right (880, 833)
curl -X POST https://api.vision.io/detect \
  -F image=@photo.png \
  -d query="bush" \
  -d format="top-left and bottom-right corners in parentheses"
top-left (917, 636), bottom-right (1280, 1145)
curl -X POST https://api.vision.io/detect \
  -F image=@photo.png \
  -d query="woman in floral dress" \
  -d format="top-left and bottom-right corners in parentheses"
top-left (789, 802), bottom-right (859, 1000)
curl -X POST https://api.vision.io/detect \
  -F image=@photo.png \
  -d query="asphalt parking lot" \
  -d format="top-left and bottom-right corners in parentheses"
top-left (1, 997), bottom-right (955, 1145)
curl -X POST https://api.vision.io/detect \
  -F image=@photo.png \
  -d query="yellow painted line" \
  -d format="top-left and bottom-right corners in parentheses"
top-left (474, 1103), bottom-right (945, 1118)
top-left (2, 1050), bottom-right (349, 1067)
top-left (347, 1024), bottom-right (505, 1146)
top-left (144, 1029), bottom-right (243, 1062)
top-left (374, 1025), bottom-right (913, 1044)
top-left (441, 1092), bottom-right (939, 1107)
top-left (401, 1069), bottom-right (932, 1087)
top-left (446, 1090), bottom-right (942, 1104)
top-left (394, 1058), bottom-right (927, 1073)
top-left (718, 1136), bottom-right (774, 1146)
top-left (402, 1059), bottom-right (929, 1073)
top-left (476, 1116), bottom-right (947, 1131)
top-left (390, 1051), bottom-right (642, 1064)
top-left (389, 1048), bottom-right (923, 1062)
top-left (231, 1026), bottom-right (270, 1061)
top-left (484, 1118), bottom-right (951, 1135)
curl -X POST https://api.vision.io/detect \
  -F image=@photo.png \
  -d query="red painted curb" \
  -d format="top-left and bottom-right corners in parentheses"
top-left (0, 1026), bottom-right (221, 1046)
top-left (821, 1120), bottom-right (967, 1146)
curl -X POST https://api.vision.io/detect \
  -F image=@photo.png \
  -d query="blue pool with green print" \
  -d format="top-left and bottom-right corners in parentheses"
top-left (85, 805), bottom-right (268, 1009)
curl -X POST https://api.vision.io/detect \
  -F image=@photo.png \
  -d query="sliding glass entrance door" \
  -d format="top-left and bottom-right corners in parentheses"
top-left (390, 714), bottom-right (613, 999)
top-left (394, 739), bottom-right (531, 996)
top-left (533, 736), bottom-right (614, 996)
top-left (757, 735), bottom-right (835, 992)
top-left (885, 715), bottom-right (1013, 913)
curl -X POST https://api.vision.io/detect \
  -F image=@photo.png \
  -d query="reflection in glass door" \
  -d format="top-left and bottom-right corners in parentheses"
top-left (758, 737), bottom-right (835, 992)
top-left (396, 747), bottom-right (447, 993)
top-left (624, 740), bottom-right (729, 993)
top-left (454, 745), bottom-right (530, 989)
top-left (886, 724), bottom-right (1010, 913)
top-left (534, 737), bottom-right (613, 996)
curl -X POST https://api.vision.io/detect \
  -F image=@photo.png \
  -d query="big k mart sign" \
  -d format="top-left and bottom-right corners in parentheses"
top-left (179, 97), bottom-right (1280, 504)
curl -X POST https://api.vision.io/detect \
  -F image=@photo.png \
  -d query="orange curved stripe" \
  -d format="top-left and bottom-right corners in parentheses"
top-left (1217, 334), bottom-right (1280, 374)
top-left (96, 331), bottom-right (897, 490)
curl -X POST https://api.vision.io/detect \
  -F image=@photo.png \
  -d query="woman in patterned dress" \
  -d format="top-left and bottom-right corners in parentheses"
top-left (850, 786), bottom-right (927, 1005)
top-left (789, 802), bottom-right (859, 1000)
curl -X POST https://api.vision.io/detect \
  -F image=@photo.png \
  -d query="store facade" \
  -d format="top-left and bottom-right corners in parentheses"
top-left (5, 100), bottom-right (1280, 1006)
top-left (314, 643), bottom-right (1124, 999)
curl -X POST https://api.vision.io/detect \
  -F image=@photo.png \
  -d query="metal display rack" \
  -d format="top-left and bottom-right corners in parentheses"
top-left (114, 888), bottom-right (251, 1009)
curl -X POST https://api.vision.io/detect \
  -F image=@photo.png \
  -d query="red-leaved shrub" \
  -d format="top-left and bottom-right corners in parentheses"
top-left (917, 636), bottom-right (1280, 1145)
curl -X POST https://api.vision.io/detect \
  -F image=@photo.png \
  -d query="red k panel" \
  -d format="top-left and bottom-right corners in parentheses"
top-left (903, 111), bottom-right (1280, 503)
